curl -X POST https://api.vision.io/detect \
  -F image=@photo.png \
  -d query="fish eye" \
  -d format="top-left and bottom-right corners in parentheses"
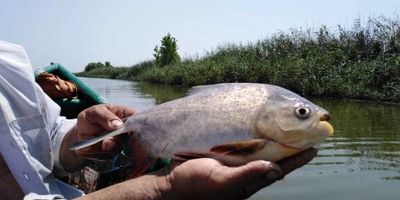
top-left (294, 107), bottom-right (311, 119)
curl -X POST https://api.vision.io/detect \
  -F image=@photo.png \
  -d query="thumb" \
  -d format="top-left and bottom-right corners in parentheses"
top-left (225, 160), bottom-right (283, 198)
top-left (86, 105), bottom-right (124, 131)
top-left (100, 112), bottom-right (123, 131)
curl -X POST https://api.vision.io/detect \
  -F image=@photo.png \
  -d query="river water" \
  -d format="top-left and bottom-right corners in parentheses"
top-left (80, 77), bottom-right (400, 200)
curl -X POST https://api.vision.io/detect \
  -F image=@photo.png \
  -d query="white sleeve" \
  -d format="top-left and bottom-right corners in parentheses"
top-left (51, 117), bottom-right (77, 176)
top-left (24, 193), bottom-right (65, 200)
top-left (0, 40), bottom-right (84, 197)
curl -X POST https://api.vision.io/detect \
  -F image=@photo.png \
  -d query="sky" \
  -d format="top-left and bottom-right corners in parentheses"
top-left (0, 0), bottom-right (399, 72)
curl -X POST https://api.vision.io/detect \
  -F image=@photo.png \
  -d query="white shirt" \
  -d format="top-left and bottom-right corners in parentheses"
top-left (0, 41), bottom-right (83, 199)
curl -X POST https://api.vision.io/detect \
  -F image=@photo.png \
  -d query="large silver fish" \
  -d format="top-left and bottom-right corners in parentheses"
top-left (72, 83), bottom-right (334, 176)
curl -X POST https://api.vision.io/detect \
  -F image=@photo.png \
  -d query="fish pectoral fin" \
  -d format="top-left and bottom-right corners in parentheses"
top-left (128, 157), bottom-right (155, 179)
top-left (174, 152), bottom-right (208, 160)
top-left (210, 139), bottom-right (267, 156)
top-left (127, 138), bottom-right (155, 179)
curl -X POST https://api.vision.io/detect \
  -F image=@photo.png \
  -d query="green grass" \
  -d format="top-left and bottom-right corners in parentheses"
top-left (77, 16), bottom-right (400, 102)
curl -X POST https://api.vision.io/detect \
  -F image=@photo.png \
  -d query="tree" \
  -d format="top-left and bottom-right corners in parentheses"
top-left (84, 62), bottom-right (105, 72)
top-left (84, 61), bottom-right (113, 72)
top-left (154, 33), bottom-right (181, 67)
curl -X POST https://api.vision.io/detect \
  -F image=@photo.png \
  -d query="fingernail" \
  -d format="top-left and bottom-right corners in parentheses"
top-left (265, 170), bottom-right (281, 180)
top-left (110, 119), bottom-right (123, 127)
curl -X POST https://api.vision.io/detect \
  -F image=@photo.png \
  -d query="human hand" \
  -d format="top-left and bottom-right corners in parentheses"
top-left (158, 148), bottom-right (317, 200)
top-left (75, 104), bottom-right (136, 160)
top-left (78, 148), bottom-right (316, 200)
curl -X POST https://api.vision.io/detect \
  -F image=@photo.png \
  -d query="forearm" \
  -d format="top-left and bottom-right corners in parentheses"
top-left (76, 174), bottom-right (175, 200)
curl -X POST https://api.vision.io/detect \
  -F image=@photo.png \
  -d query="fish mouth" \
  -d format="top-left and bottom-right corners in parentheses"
top-left (319, 114), bottom-right (334, 136)
top-left (319, 121), bottom-right (334, 136)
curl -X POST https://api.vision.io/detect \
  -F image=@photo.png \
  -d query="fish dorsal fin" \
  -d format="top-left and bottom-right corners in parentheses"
top-left (186, 83), bottom-right (232, 96)
top-left (210, 139), bottom-right (267, 156)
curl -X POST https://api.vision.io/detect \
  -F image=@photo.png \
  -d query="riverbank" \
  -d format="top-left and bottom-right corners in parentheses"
top-left (76, 16), bottom-right (400, 102)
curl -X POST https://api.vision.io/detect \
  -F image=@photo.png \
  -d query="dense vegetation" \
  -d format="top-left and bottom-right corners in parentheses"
top-left (76, 16), bottom-right (400, 102)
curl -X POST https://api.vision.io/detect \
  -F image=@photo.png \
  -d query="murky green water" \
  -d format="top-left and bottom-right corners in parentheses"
top-left (80, 77), bottom-right (400, 200)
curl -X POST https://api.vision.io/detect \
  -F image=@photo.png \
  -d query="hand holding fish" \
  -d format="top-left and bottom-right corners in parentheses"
top-left (75, 104), bottom-right (136, 159)
top-left (156, 148), bottom-right (317, 200)
top-left (67, 83), bottom-right (333, 199)
top-left (78, 148), bottom-right (317, 200)
top-left (65, 103), bottom-right (317, 200)
top-left (60, 104), bottom-right (135, 171)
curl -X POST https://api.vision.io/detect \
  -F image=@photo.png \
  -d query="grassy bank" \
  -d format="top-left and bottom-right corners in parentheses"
top-left (77, 16), bottom-right (400, 102)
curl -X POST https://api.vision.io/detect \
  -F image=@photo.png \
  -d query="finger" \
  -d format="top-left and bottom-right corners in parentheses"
top-left (76, 137), bottom-right (123, 159)
top-left (221, 160), bottom-right (283, 199)
top-left (105, 104), bottom-right (136, 119)
top-left (102, 136), bottom-right (124, 152)
top-left (77, 133), bottom-right (127, 154)
top-left (227, 160), bottom-right (282, 182)
top-left (85, 105), bottom-right (125, 131)
top-left (277, 148), bottom-right (317, 176)
top-left (226, 149), bottom-right (316, 198)
top-left (76, 106), bottom-right (119, 138)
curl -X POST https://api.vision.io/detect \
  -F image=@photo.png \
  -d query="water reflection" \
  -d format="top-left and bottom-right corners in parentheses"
top-left (133, 82), bottom-right (187, 104)
top-left (310, 100), bottom-right (400, 177)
